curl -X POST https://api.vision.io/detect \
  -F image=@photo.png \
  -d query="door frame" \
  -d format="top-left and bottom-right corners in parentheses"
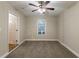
top-left (8, 12), bottom-right (20, 51)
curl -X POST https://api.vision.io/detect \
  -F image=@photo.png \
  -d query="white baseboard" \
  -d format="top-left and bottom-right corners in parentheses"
top-left (58, 40), bottom-right (79, 58)
top-left (1, 52), bottom-right (9, 58)
top-left (8, 39), bottom-right (26, 54)
top-left (2, 39), bottom-right (79, 58)
top-left (25, 39), bottom-right (58, 41)
top-left (1, 39), bottom-right (57, 58)
top-left (1, 39), bottom-right (25, 58)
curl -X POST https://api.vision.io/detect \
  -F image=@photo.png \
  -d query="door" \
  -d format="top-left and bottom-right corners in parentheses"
top-left (8, 13), bottom-right (18, 51)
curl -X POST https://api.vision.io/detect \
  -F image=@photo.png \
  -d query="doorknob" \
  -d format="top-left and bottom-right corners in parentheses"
top-left (16, 29), bottom-right (18, 31)
top-left (16, 40), bottom-right (18, 42)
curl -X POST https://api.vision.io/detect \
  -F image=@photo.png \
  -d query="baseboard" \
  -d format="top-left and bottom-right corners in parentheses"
top-left (25, 39), bottom-right (58, 41)
top-left (2, 39), bottom-right (79, 58)
top-left (1, 39), bottom-right (57, 58)
top-left (0, 52), bottom-right (9, 58)
top-left (1, 39), bottom-right (25, 58)
top-left (58, 40), bottom-right (79, 58)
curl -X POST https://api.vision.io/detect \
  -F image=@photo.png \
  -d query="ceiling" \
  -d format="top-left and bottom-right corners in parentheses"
top-left (8, 1), bottom-right (76, 16)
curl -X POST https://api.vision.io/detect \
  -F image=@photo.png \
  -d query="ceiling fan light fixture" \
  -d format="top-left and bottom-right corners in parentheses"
top-left (38, 8), bottom-right (46, 13)
top-left (42, 9), bottom-right (46, 12)
top-left (29, 1), bottom-right (54, 13)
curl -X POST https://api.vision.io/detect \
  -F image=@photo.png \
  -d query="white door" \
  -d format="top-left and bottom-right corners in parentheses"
top-left (8, 13), bottom-right (18, 50)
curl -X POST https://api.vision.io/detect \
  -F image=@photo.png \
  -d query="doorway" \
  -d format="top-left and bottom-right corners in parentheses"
top-left (8, 13), bottom-right (18, 51)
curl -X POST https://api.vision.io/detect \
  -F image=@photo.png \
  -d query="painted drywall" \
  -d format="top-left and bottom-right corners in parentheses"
top-left (24, 15), bottom-right (57, 39)
top-left (0, 2), bottom-right (8, 57)
top-left (58, 2), bottom-right (79, 57)
top-left (0, 2), bottom-right (26, 57)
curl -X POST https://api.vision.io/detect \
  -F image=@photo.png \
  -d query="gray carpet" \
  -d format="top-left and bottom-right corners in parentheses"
top-left (6, 41), bottom-right (77, 58)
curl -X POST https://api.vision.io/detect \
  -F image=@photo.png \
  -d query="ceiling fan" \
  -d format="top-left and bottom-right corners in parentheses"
top-left (29, 1), bottom-right (55, 13)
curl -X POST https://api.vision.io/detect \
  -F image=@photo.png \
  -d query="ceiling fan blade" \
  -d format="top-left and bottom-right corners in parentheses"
top-left (46, 8), bottom-right (54, 10)
top-left (45, 1), bottom-right (50, 6)
top-left (29, 3), bottom-right (38, 7)
top-left (32, 9), bottom-right (38, 12)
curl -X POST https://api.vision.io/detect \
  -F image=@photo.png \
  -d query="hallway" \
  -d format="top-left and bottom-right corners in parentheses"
top-left (6, 41), bottom-right (76, 58)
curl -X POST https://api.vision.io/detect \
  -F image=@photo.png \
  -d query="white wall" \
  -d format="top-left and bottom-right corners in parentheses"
top-left (58, 2), bottom-right (79, 57)
top-left (25, 15), bottom-right (57, 40)
top-left (0, 2), bottom-right (8, 57)
top-left (0, 2), bottom-right (26, 57)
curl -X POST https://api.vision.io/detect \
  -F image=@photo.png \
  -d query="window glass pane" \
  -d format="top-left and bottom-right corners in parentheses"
top-left (38, 20), bottom-right (45, 34)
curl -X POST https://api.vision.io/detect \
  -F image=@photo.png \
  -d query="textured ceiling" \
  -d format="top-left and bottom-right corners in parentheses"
top-left (8, 1), bottom-right (76, 16)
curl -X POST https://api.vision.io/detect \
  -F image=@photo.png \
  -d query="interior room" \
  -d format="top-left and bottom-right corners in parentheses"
top-left (0, 1), bottom-right (79, 58)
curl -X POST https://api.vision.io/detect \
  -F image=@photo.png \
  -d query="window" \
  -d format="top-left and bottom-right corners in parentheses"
top-left (38, 19), bottom-right (45, 35)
